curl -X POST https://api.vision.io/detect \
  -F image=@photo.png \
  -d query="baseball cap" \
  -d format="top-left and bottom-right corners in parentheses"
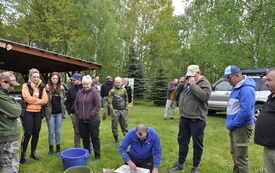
top-left (70, 73), bottom-right (82, 80)
top-left (0, 72), bottom-right (20, 86)
top-left (186, 65), bottom-right (200, 76)
top-left (222, 65), bottom-right (241, 78)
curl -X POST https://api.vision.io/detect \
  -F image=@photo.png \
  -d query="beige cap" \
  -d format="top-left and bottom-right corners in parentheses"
top-left (0, 72), bottom-right (20, 86)
top-left (186, 65), bottom-right (200, 76)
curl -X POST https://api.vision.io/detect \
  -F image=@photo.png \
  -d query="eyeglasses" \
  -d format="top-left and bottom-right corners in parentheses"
top-left (227, 74), bottom-right (235, 80)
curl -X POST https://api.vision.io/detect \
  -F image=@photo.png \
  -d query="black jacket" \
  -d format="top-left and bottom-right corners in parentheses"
top-left (254, 94), bottom-right (275, 147)
top-left (124, 84), bottom-right (132, 103)
top-left (101, 81), bottom-right (114, 97)
top-left (65, 84), bottom-right (83, 114)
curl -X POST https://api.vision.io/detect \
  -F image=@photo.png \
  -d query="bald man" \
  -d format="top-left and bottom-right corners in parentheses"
top-left (119, 124), bottom-right (162, 173)
top-left (108, 77), bottom-right (128, 143)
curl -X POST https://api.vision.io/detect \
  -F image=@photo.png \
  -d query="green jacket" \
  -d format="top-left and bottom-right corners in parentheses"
top-left (108, 86), bottom-right (128, 110)
top-left (175, 77), bottom-right (211, 121)
top-left (0, 87), bottom-right (22, 142)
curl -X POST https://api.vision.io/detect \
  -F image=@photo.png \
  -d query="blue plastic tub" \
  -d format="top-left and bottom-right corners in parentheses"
top-left (60, 148), bottom-right (90, 170)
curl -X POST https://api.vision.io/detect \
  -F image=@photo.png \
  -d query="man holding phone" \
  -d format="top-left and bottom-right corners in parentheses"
top-left (169, 65), bottom-right (211, 173)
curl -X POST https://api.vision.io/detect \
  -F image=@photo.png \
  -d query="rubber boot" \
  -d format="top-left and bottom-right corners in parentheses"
top-left (56, 144), bottom-right (61, 154)
top-left (30, 150), bottom-right (41, 160)
top-left (20, 136), bottom-right (31, 164)
top-left (114, 136), bottom-right (119, 143)
top-left (20, 152), bottom-right (32, 164)
top-left (48, 145), bottom-right (54, 155)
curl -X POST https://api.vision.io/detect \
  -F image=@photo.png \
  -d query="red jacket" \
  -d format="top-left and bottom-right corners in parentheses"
top-left (75, 87), bottom-right (100, 123)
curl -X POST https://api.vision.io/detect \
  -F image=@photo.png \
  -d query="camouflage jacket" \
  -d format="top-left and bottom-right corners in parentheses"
top-left (108, 86), bottom-right (128, 110)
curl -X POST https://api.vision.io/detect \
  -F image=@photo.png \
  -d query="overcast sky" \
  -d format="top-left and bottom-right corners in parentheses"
top-left (172, 0), bottom-right (193, 15)
top-left (172, 0), bottom-right (183, 15)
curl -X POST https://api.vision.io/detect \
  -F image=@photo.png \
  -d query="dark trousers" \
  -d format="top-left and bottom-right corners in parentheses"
top-left (127, 152), bottom-right (153, 171)
top-left (21, 111), bottom-right (42, 152)
top-left (79, 120), bottom-right (101, 159)
top-left (177, 117), bottom-right (206, 167)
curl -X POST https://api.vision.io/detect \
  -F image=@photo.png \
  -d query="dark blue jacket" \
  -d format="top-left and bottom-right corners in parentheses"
top-left (101, 81), bottom-right (114, 97)
top-left (65, 84), bottom-right (83, 114)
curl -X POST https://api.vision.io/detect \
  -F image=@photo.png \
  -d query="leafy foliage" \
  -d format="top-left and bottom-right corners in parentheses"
top-left (1, 0), bottom-right (275, 98)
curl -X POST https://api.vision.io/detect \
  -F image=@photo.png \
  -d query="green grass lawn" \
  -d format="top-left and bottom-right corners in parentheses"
top-left (17, 100), bottom-right (265, 173)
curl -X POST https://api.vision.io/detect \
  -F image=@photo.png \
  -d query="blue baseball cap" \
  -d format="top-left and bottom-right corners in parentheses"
top-left (222, 65), bottom-right (241, 78)
top-left (70, 73), bottom-right (82, 80)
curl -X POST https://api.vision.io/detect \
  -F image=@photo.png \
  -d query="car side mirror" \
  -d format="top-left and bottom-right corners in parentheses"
top-left (212, 86), bottom-right (215, 91)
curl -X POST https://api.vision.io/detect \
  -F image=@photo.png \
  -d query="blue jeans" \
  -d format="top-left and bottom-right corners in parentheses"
top-left (47, 113), bottom-right (63, 145)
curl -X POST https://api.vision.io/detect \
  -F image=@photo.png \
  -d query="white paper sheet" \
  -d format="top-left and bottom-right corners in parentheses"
top-left (114, 165), bottom-right (150, 173)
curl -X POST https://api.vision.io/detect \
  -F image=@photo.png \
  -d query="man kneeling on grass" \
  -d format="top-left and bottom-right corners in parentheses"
top-left (118, 124), bottom-right (162, 173)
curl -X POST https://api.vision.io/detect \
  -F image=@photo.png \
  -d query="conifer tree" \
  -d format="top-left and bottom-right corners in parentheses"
top-left (125, 47), bottom-right (147, 99)
top-left (148, 67), bottom-right (167, 106)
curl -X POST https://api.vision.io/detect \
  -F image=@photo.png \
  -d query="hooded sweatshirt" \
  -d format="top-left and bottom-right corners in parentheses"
top-left (226, 76), bottom-right (255, 130)
top-left (74, 87), bottom-right (100, 123)
top-left (101, 80), bottom-right (114, 97)
top-left (22, 79), bottom-right (48, 112)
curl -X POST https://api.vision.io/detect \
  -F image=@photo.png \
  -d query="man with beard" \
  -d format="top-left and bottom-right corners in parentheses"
top-left (108, 77), bottom-right (128, 143)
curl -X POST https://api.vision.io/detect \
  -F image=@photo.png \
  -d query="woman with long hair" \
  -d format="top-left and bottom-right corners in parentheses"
top-left (45, 72), bottom-right (66, 155)
top-left (20, 68), bottom-right (48, 164)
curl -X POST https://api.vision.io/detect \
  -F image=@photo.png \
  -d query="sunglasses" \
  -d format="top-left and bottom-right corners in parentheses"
top-left (4, 81), bottom-right (14, 86)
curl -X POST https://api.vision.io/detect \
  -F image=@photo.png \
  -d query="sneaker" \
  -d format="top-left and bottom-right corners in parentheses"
top-left (170, 117), bottom-right (174, 119)
top-left (191, 167), bottom-right (199, 173)
top-left (168, 164), bottom-right (184, 172)
top-left (163, 118), bottom-right (167, 120)
top-left (93, 158), bottom-right (100, 162)
top-left (102, 116), bottom-right (106, 120)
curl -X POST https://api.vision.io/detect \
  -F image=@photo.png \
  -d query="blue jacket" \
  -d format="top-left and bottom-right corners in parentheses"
top-left (226, 76), bottom-right (255, 130)
top-left (119, 127), bottom-right (162, 168)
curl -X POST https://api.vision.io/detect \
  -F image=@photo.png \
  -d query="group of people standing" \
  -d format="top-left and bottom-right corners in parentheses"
top-left (2, 64), bottom-right (275, 173)
top-left (0, 67), bottom-right (134, 172)
top-left (164, 65), bottom-right (275, 173)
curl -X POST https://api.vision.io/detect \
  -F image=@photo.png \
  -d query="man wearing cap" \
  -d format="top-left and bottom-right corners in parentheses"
top-left (65, 73), bottom-right (83, 148)
top-left (222, 65), bottom-right (255, 173)
top-left (101, 76), bottom-right (114, 120)
top-left (0, 72), bottom-right (22, 172)
top-left (169, 65), bottom-right (211, 173)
